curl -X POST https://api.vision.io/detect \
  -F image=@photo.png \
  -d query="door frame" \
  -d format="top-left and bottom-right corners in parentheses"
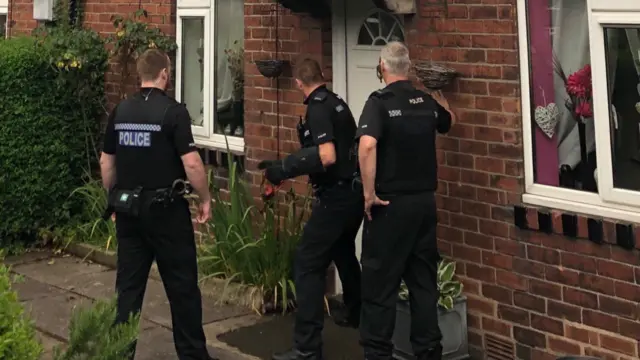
top-left (331, 0), bottom-right (348, 102)
top-left (330, 0), bottom-right (349, 294)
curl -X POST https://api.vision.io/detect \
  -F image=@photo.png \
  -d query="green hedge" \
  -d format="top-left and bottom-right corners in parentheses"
top-left (0, 36), bottom-right (106, 245)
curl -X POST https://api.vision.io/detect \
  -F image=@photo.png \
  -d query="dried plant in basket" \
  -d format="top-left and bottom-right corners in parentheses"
top-left (413, 62), bottom-right (459, 90)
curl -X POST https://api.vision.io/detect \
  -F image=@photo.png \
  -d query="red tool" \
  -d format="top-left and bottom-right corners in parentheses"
top-left (260, 174), bottom-right (282, 201)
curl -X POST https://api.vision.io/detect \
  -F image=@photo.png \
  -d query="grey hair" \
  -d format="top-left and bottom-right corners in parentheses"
top-left (380, 41), bottom-right (411, 76)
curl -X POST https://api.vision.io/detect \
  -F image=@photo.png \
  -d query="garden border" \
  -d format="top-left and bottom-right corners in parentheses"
top-left (64, 242), bottom-right (263, 310)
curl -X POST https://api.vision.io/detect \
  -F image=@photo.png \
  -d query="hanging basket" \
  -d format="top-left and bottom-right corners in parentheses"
top-left (414, 62), bottom-right (459, 90)
top-left (255, 60), bottom-right (288, 79)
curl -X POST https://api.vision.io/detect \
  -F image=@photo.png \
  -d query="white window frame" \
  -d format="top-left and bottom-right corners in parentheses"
top-left (518, 0), bottom-right (640, 223)
top-left (176, 0), bottom-right (245, 154)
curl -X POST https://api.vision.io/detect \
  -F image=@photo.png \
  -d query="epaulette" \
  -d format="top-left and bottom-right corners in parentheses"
top-left (310, 91), bottom-right (328, 103)
top-left (368, 88), bottom-right (394, 100)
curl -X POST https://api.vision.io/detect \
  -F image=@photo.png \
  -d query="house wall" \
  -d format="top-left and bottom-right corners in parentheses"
top-left (7, 1), bottom-right (640, 359)
top-left (8, 0), bottom-right (175, 108)
top-left (394, 3), bottom-right (640, 360)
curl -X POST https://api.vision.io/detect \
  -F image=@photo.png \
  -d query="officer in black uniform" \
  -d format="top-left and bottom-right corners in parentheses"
top-left (356, 42), bottom-right (455, 360)
top-left (100, 49), bottom-right (215, 360)
top-left (259, 58), bottom-right (363, 360)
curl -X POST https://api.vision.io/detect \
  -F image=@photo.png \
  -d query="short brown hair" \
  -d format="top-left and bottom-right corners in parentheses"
top-left (136, 49), bottom-right (171, 82)
top-left (295, 58), bottom-right (324, 86)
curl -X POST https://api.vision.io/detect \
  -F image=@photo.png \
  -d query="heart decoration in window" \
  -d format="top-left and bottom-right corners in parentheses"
top-left (534, 102), bottom-right (559, 139)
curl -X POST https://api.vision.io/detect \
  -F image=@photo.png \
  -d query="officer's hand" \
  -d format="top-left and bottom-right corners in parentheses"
top-left (196, 200), bottom-right (211, 224)
top-left (364, 193), bottom-right (389, 221)
top-left (428, 90), bottom-right (451, 110)
top-left (265, 167), bottom-right (286, 186)
top-left (258, 160), bottom-right (279, 170)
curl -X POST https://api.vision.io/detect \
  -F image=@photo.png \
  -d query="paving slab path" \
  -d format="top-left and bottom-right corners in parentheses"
top-left (5, 250), bottom-right (260, 360)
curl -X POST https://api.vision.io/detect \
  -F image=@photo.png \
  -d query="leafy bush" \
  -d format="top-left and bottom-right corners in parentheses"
top-left (0, 252), bottom-right (43, 360)
top-left (40, 174), bottom-right (117, 252)
top-left (52, 297), bottom-right (140, 360)
top-left (198, 157), bottom-right (311, 313)
top-left (0, 27), bottom-right (107, 245)
top-left (399, 259), bottom-right (464, 311)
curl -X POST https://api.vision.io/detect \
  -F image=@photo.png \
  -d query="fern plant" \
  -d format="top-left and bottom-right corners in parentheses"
top-left (0, 253), bottom-right (42, 360)
top-left (52, 297), bottom-right (140, 360)
top-left (398, 259), bottom-right (463, 311)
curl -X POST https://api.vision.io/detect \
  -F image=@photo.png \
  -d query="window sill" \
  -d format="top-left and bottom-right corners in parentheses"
top-left (194, 134), bottom-right (244, 155)
top-left (523, 183), bottom-right (640, 224)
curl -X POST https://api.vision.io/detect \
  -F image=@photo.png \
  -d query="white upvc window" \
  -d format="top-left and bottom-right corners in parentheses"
top-left (518, 0), bottom-right (640, 222)
top-left (176, 0), bottom-right (245, 153)
top-left (0, 0), bottom-right (8, 38)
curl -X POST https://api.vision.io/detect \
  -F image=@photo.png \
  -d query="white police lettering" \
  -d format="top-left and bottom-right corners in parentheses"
top-left (409, 97), bottom-right (424, 104)
top-left (361, 124), bottom-right (368, 128)
top-left (335, 105), bottom-right (344, 112)
top-left (389, 110), bottom-right (402, 117)
top-left (317, 133), bottom-right (326, 139)
top-left (304, 129), bottom-right (310, 137)
top-left (119, 131), bottom-right (151, 147)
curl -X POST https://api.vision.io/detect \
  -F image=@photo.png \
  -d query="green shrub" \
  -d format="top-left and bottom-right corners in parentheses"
top-left (398, 259), bottom-right (464, 311)
top-left (198, 156), bottom-right (311, 313)
top-left (53, 297), bottom-right (140, 360)
top-left (0, 29), bottom-right (107, 245)
top-left (0, 253), bottom-right (43, 360)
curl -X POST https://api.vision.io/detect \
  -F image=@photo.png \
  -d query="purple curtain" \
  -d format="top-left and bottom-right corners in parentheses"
top-left (527, 0), bottom-right (559, 186)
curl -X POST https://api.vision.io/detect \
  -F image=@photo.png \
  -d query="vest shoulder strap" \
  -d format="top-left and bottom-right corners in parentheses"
top-left (368, 88), bottom-right (395, 100)
top-left (309, 91), bottom-right (329, 103)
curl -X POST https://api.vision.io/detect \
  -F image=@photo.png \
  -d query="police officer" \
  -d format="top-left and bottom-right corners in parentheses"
top-left (100, 49), bottom-right (215, 360)
top-left (259, 58), bottom-right (363, 360)
top-left (356, 42), bottom-right (455, 360)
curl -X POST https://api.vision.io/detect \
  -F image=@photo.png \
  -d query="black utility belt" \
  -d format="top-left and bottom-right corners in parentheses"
top-left (107, 187), bottom-right (145, 218)
top-left (313, 178), bottom-right (360, 193)
top-left (104, 180), bottom-right (192, 219)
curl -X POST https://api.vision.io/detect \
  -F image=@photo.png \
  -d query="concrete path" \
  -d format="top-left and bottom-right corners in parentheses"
top-left (5, 250), bottom-right (261, 360)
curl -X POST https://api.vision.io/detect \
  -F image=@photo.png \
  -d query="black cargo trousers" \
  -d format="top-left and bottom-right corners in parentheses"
top-left (360, 191), bottom-right (443, 360)
top-left (293, 181), bottom-right (364, 355)
top-left (114, 196), bottom-right (210, 360)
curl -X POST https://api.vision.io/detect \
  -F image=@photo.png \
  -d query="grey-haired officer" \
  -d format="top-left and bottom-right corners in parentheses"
top-left (356, 41), bottom-right (456, 360)
top-left (260, 58), bottom-right (363, 360)
top-left (100, 48), bottom-right (216, 360)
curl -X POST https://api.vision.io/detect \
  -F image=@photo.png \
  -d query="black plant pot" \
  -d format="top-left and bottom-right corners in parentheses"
top-left (255, 60), bottom-right (288, 79)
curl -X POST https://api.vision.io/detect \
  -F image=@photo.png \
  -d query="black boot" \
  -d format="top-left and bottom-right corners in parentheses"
top-left (417, 344), bottom-right (443, 360)
top-left (332, 306), bottom-right (360, 328)
top-left (272, 348), bottom-right (323, 360)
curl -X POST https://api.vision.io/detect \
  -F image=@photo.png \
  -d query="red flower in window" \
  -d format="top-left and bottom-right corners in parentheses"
top-left (565, 64), bottom-right (592, 99)
top-left (574, 100), bottom-right (593, 118)
top-left (553, 58), bottom-right (593, 121)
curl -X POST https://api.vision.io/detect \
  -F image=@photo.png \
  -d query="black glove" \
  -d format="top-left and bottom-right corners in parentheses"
top-left (265, 165), bottom-right (287, 185)
top-left (258, 159), bottom-right (280, 170)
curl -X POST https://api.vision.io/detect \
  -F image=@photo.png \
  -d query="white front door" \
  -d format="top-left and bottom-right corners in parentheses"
top-left (331, 0), bottom-right (405, 293)
top-left (345, 1), bottom-right (405, 122)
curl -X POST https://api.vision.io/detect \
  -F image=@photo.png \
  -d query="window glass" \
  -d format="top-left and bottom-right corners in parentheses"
top-left (213, 0), bottom-right (245, 137)
top-left (527, 0), bottom-right (597, 192)
top-left (357, 10), bottom-right (404, 46)
top-left (180, 17), bottom-right (205, 127)
top-left (0, 14), bottom-right (6, 38)
top-left (603, 27), bottom-right (640, 192)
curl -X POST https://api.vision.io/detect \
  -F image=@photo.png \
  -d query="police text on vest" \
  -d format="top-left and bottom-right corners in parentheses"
top-left (119, 131), bottom-right (151, 147)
